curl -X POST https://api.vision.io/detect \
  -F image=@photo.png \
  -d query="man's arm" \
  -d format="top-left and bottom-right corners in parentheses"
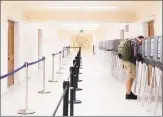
top-left (134, 43), bottom-right (143, 61)
top-left (133, 43), bottom-right (138, 59)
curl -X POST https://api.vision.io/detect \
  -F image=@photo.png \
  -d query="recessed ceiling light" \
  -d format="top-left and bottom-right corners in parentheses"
top-left (63, 23), bottom-right (100, 26)
top-left (44, 6), bottom-right (117, 10)
top-left (44, 6), bottom-right (81, 9)
top-left (84, 6), bottom-right (117, 10)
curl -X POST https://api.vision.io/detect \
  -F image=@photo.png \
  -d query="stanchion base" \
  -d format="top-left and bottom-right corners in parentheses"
top-left (78, 80), bottom-right (82, 82)
top-left (79, 73), bottom-right (82, 74)
top-left (17, 109), bottom-right (35, 115)
top-left (76, 88), bottom-right (82, 91)
top-left (38, 90), bottom-right (51, 94)
top-left (56, 72), bottom-right (63, 74)
top-left (48, 80), bottom-right (58, 82)
top-left (74, 100), bottom-right (82, 104)
top-left (69, 100), bottom-right (82, 104)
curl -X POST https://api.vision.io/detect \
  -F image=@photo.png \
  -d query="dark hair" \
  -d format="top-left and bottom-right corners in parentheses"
top-left (137, 36), bottom-right (144, 39)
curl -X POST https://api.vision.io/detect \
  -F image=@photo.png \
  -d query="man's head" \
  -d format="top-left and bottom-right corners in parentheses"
top-left (137, 36), bottom-right (144, 45)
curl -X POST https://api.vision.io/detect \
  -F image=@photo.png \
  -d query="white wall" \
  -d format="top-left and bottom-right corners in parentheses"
top-left (124, 23), bottom-right (144, 39)
top-left (103, 23), bottom-right (127, 40)
top-left (1, 10), bottom-right (8, 95)
top-left (123, 1), bottom-right (162, 38)
top-left (1, 3), bottom-right (66, 95)
top-left (136, 1), bottom-right (162, 36)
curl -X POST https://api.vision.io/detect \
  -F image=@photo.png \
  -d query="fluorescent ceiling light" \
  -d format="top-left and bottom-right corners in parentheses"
top-left (44, 6), bottom-right (81, 9)
top-left (61, 23), bottom-right (100, 30)
top-left (63, 23), bottom-right (100, 26)
top-left (64, 28), bottom-right (97, 31)
top-left (44, 6), bottom-right (117, 10)
top-left (63, 26), bottom-right (99, 29)
top-left (84, 6), bottom-right (117, 10)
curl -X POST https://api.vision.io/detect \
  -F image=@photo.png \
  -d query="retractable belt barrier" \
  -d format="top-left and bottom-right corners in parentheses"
top-left (98, 47), bottom-right (162, 116)
top-left (52, 48), bottom-right (83, 116)
top-left (0, 45), bottom-right (71, 115)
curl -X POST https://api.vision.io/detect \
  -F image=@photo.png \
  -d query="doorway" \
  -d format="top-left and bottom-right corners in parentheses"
top-left (8, 20), bottom-right (15, 87)
top-left (148, 20), bottom-right (154, 36)
top-left (120, 29), bottom-right (124, 39)
top-left (147, 20), bottom-right (154, 86)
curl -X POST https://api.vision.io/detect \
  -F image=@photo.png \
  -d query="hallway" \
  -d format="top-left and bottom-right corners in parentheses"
top-left (1, 53), bottom-right (154, 116)
top-left (1, 1), bottom-right (162, 116)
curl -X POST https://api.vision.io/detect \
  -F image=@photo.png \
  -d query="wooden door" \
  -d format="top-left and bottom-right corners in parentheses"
top-left (8, 20), bottom-right (14, 87)
top-left (148, 20), bottom-right (154, 86)
top-left (148, 21), bottom-right (154, 36)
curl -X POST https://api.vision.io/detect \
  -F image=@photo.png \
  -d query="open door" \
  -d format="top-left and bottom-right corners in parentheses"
top-left (8, 20), bottom-right (15, 87)
top-left (148, 20), bottom-right (154, 36)
top-left (147, 20), bottom-right (154, 86)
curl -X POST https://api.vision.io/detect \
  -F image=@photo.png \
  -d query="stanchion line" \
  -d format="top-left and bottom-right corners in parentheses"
top-left (28, 58), bottom-right (44, 66)
top-left (52, 84), bottom-right (69, 116)
top-left (0, 64), bottom-right (26, 79)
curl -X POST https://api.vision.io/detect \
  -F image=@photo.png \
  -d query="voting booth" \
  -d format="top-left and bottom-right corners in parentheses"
top-left (154, 36), bottom-right (162, 64)
top-left (142, 37), bottom-right (149, 59)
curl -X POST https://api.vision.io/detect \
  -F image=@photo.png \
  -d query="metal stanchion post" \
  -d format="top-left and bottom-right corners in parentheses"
top-left (72, 66), bottom-right (82, 104)
top-left (63, 47), bottom-right (65, 58)
top-left (49, 54), bottom-right (58, 82)
top-left (74, 64), bottom-right (82, 91)
top-left (18, 62), bottom-right (35, 115)
top-left (62, 49), bottom-right (66, 67)
top-left (57, 51), bottom-right (63, 74)
top-left (63, 81), bottom-right (69, 116)
top-left (70, 87), bottom-right (74, 116)
top-left (61, 50), bottom-right (63, 69)
top-left (93, 45), bottom-right (94, 55)
top-left (76, 56), bottom-right (82, 75)
top-left (66, 47), bottom-right (68, 57)
top-left (69, 46), bottom-right (70, 56)
top-left (38, 57), bottom-right (51, 94)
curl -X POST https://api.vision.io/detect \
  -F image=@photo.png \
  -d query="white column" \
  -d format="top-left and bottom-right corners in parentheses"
top-left (38, 29), bottom-right (43, 69)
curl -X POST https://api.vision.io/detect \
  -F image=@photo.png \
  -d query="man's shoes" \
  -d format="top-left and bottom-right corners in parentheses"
top-left (125, 92), bottom-right (137, 100)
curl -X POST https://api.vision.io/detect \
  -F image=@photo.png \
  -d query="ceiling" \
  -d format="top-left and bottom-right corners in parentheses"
top-left (2, 1), bottom-right (160, 31)
top-left (5, 1), bottom-right (158, 12)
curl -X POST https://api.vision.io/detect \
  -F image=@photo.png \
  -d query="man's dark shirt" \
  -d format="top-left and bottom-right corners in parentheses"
top-left (130, 38), bottom-right (142, 65)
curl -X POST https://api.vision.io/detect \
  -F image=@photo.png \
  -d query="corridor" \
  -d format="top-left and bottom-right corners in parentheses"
top-left (1, 53), bottom-right (157, 116)
top-left (1, 1), bottom-right (162, 116)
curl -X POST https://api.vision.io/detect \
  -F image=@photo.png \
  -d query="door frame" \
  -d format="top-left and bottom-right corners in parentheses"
top-left (142, 15), bottom-right (156, 37)
top-left (7, 18), bottom-right (19, 88)
top-left (148, 20), bottom-right (155, 36)
top-left (8, 20), bottom-right (15, 87)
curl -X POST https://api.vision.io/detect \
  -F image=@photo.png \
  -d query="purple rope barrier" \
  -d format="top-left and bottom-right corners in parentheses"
top-left (53, 51), bottom-right (62, 56)
top-left (28, 57), bottom-right (44, 66)
top-left (0, 63), bottom-right (26, 80)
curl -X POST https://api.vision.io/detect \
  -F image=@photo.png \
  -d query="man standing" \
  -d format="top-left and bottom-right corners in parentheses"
top-left (123, 36), bottom-right (144, 100)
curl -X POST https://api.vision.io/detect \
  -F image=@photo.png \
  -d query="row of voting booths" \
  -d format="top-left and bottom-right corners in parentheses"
top-left (98, 36), bottom-right (162, 116)
top-left (98, 36), bottom-right (163, 65)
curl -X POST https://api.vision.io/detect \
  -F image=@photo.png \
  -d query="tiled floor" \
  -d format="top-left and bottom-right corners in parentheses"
top-left (1, 53), bottom-right (161, 116)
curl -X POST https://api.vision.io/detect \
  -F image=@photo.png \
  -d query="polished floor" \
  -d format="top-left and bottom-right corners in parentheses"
top-left (1, 52), bottom-right (161, 116)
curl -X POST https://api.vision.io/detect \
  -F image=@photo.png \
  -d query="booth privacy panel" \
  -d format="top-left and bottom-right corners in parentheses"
top-left (142, 36), bottom-right (163, 64)
top-left (154, 36), bottom-right (162, 63)
top-left (105, 39), bottom-right (121, 51)
top-left (142, 37), bottom-right (150, 59)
